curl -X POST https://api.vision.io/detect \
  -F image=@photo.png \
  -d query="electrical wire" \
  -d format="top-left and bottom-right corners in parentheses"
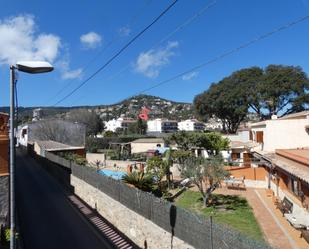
top-left (45, 0), bottom-right (153, 105)
top-left (132, 15), bottom-right (309, 95)
top-left (68, 0), bottom-right (218, 106)
top-left (71, 14), bottom-right (309, 106)
top-left (53, 0), bottom-right (179, 106)
top-left (99, 0), bottom-right (218, 84)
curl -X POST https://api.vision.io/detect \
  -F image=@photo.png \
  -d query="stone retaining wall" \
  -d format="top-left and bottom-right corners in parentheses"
top-left (71, 175), bottom-right (193, 249)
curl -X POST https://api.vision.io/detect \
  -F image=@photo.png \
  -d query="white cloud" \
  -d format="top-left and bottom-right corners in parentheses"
top-left (57, 59), bottom-right (83, 80)
top-left (134, 41), bottom-right (179, 78)
top-left (62, 68), bottom-right (83, 80)
top-left (182, 71), bottom-right (199, 81)
top-left (0, 14), bottom-right (61, 65)
top-left (118, 26), bottom-right (131, 37)
top-left (80, 32), bottom-right (102, 49)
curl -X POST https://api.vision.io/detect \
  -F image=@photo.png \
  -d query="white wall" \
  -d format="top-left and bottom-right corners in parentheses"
top-left (17, 125), bottom-right (28, 146)
top-left (105, 119), bottom-right (122, 132)
top-left (147, 119), bottom-right (162, 133)
top-left (224, 130), bottom-right (250, 143)
top-left (178, 120), bottom-right (194, 131)
top-left (251, 117), bottom-right (309, 151)
top-left (131, 142), bottom-right (164, 154)
top-left (86, 153), bottom-right (105, 165)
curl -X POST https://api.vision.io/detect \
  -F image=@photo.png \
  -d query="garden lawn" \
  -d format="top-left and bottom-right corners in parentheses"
top-left (175, 190), bottom-right (265, 242)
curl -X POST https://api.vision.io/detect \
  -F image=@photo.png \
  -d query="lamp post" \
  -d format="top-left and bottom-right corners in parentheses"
top-left (9, 61), bottom-right (53, 249)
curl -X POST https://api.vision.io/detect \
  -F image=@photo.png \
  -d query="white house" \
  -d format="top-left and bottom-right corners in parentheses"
top-left (147, 119), bottom-right (178, 134)
top-left (105, 118), bottom-right (136, 132)
top-left (17, 125), bottom-right (28, 146)
top-left (32, 108), bottom-right (43, 121)
top-left (16, 120), bottom-right (86, 147)
top-left (105, 118), bottom-right (122, 132)
top-left (204, 118), bottom-right (223, 130)
top-left (249, 111), bottom-right (309, 152)
top-left (178, 119), bottom-right (205, 131)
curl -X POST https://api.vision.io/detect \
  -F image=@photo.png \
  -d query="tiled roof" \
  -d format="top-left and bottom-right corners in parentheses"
top-left (276, 149), bottom-right (309, 166)
top-left (273, 154), bottom-right (309, 184)
top-left (255, 149), bottom-right (309, 183)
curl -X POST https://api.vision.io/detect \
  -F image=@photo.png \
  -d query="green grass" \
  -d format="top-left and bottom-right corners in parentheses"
top-left (176, 190), bottom-right (265, 242)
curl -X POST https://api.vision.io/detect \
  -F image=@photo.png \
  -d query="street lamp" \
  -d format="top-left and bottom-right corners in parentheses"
top-left (9, 61), bottom-right (53, 249)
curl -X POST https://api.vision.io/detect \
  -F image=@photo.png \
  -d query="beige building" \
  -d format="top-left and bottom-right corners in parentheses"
top-left (250, 111), bottom-right (309, 152)
top-left (130, 138), bottom-right (164, 154)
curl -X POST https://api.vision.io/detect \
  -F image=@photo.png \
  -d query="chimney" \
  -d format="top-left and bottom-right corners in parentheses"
top-left (271, 115), bottom-right (278, 120)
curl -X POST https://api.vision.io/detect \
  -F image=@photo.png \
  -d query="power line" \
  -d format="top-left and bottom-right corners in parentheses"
top-left (53, 0), bottom-right (179, 106)
top-left (99, 0), bottom-right (218, 84)
top-left (132, 15), bottom-right (309, 95)
top-left (68, 0), bottom-right (218, 106)
top-left (46, 0), bottom-right (153, 105)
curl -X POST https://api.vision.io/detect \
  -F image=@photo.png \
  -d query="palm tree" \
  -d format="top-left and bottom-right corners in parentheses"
top-left (122, 172), bottom-right (154, 192)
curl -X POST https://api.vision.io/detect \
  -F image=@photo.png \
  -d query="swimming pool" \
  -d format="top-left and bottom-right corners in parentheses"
top-left (98, 169), bottom-right (127, 180)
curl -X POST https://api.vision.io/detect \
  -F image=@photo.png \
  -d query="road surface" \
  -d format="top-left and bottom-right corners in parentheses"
top-left (16, 150), bottom-right (114, 249)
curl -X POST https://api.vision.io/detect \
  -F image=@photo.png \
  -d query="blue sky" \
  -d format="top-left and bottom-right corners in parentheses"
top-left (0, 0), bottom-right (309, 107)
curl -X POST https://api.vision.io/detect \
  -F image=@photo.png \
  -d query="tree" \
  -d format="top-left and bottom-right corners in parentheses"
top-left (127, 118), bottom-right (147, 135)
top-left (165, 131), bottom-right (229, 154)
top-left (165, 131), bottom-right (205, 150)
top-left (171, 150), bottom-right (193, 165)
top-left (258, 65), bottom-right (309, 117)
top-left (146, 150), bottom-right (173, 190)
top-left (66, 109), bottom-right (104, 136)
top-left (194, 72), bottom-right (248, 133)
top-left (122, 172), bottom-right (154, 192)
top-left (31, 119), bottom-right (86, 146)
top-left (194, 65), bottom-right (309, 132)
top-left (196, 132), bottom-right (230, 155)
top-left (180, 155), bottom-right (228, 207)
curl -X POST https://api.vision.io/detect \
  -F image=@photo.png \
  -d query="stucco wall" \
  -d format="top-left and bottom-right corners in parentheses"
top-left (86, 153), bottom-right (105, 165)
top-left (71, 175), bottom-right (193, 249)
top-left (131, 142), bottom-right (164, 154)
top-left (265, 119), bottom-right (309, 151)
top-left (252, 118), bottom-right (309, 151)
top-left (227, 166), bottom-right (267, 181)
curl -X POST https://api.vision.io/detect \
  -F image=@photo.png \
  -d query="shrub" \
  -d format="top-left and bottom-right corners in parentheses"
top-left (58, 152), bottom-right (87, 166)
top-left (122, 172), bottom-right (154, 192)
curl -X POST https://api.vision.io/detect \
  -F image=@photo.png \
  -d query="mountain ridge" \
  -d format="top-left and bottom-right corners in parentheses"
top-left (0, 94), bottom-right (195, 121)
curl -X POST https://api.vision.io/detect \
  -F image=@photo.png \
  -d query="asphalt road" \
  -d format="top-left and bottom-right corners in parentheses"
top-left (16, 150), bottom-right (114, 249)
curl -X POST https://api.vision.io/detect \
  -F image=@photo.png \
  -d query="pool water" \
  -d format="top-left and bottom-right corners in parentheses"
top-left (98, 169), bottom-right (127, 180)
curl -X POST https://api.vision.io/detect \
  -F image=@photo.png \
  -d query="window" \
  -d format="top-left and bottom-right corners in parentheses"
top-left (256, 131), bottom-right (264, 143)
top-left (291, 178), bottom-right (300, 196)
top-left (21, 129), bottom-right (27, 138)
top-left (231, 153), bottom-right (240, 160)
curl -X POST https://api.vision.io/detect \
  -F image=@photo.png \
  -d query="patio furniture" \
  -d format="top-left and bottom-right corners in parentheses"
top-left (224, 176), bottom-right (245, 189)
top-left (300, 229), bottom-right (309, 244)
top-left (284, 214), bottom-right (307, 229)
top-left (284, 209), bottom-right (309, 230)
top-left (276, 197), bottom-right (293, 216)
top-left (180, 178), bottom-right (191, 187)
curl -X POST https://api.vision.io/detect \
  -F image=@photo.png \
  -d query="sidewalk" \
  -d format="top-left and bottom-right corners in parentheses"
top-left (214, 188), bottom-right (308, 249)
